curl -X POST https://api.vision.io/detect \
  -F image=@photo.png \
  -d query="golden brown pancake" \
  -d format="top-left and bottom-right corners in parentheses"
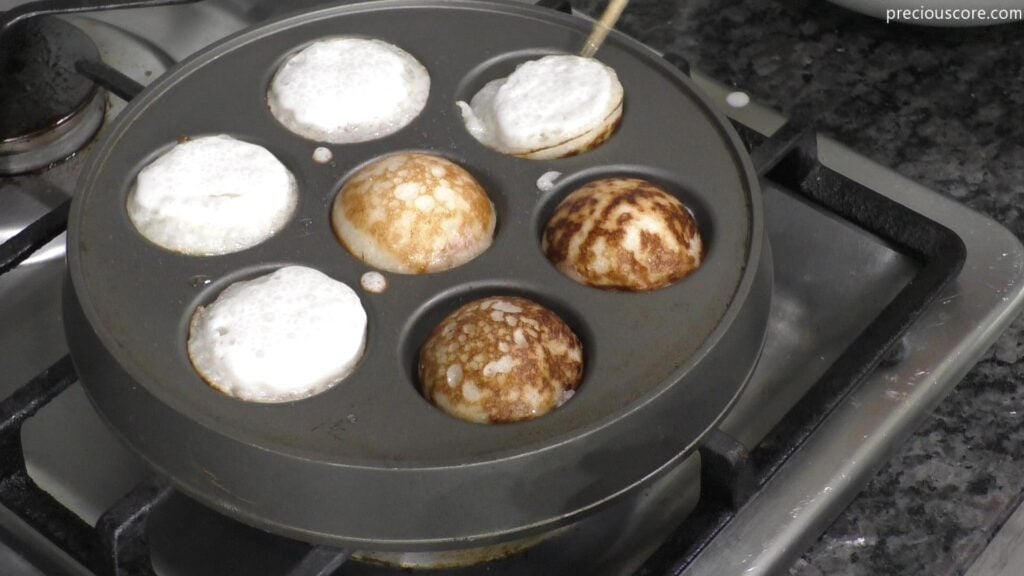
top-left (331, 153), bottom-right (496, 274)
top-left (419, 296), bottom-right (583, 424)
top-left (543, 178), bottom-right (703, 291)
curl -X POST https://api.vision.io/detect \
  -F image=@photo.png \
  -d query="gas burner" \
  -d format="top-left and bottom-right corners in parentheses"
top-left (0, 17), bottom-right (105, 175)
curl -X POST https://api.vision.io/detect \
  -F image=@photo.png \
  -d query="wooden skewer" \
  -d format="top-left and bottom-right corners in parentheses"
top-left (580, 0), bottom-right (631, 58)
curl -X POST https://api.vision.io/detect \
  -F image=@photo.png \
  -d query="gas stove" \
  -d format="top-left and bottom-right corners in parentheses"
top-left (1, 1), bottom-right (1022, 575)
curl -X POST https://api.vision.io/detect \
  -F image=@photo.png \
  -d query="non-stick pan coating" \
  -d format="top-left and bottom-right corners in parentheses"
top-left (65, 0), bottom-right (769, 550)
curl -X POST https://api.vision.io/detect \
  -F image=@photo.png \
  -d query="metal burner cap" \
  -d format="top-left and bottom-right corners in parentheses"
top-left (0, 17), bottom-right (104, 173)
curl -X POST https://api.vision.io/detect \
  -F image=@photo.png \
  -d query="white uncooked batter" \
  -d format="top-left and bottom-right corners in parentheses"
top-left (457, 54), bottom-right (622, 155)
top-left (312, 146), bottom-right (333, 163)
top-left (360, 271), bottom-right (387, 293)
top-left (269, 37), bottom-right (430, 143)
top-left (536, 171), bottom-right (562, 191)
top-left (187, 266), bottom-right (367, 403)
top-left (726, 91), bottom-right (750, 108)
top-left (126, 135), bottom-right (297, 256)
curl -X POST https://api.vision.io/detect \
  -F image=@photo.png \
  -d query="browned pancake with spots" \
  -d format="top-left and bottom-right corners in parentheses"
top-left (332, 153), bottom-right (496, 274)
top-left (542, 178), bottom-right (703, 291)
top-left (419, 296), bottom-right (583, 424)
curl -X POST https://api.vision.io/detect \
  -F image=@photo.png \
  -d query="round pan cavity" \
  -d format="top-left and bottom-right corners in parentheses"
top-left (65, 0), bottom-right (768, 551)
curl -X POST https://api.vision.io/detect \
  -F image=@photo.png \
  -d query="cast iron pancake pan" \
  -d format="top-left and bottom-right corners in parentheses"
top-left (65, 0), bottom-right (770, 550)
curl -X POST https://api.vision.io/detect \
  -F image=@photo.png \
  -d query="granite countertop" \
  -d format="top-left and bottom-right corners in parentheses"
top-left (573, 1), bottom-right (1024, 574)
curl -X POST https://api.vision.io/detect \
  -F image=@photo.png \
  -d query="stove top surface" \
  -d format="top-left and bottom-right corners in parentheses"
top-left (1, 2), bottom-right (1023, 575)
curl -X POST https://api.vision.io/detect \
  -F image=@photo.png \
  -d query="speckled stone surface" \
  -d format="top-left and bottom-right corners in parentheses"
top-left (572, 1), bottom-right (1024, 574)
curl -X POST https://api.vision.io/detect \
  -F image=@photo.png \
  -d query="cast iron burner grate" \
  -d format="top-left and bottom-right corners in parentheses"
top-left (636, 114), bottom-right (965, 576)
top-left (0, 0), bottom-right (967, 574)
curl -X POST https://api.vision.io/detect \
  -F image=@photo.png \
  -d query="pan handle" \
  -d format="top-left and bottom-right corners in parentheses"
top-left (0, 0), bottom-right (201, 37)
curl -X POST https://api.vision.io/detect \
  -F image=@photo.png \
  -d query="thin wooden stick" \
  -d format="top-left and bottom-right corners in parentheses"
top-left (580, 0), bottom-right (631, 58)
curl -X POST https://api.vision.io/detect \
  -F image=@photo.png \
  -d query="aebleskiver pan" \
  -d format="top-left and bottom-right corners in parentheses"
top-left (64, 0), bottom-right (771, 551)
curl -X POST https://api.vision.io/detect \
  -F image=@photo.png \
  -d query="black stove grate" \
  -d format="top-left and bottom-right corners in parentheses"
top-left (0, 199), bottom-right (71, 276)
top-left (635, 95), bottom-right (966, 576)
top-left (0, 357), bottom-right (96, 570)
top-left (0, 2), bottom-right (967, 574)
top-left (0, 361), bottom-right (352, 575)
